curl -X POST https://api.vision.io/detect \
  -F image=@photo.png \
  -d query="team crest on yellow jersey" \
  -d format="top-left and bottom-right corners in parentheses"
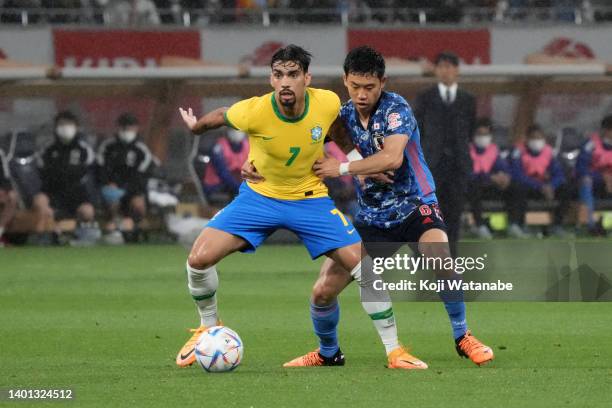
top-left (311, 126), bottom-right (323, 143)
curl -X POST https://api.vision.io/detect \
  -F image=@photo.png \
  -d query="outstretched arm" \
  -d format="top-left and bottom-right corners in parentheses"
top-left (179, 106), bottom-right (228, 135)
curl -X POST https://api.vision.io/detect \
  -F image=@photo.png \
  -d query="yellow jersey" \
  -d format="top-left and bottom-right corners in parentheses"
top-left (223, 87), bottom-right (340, 200)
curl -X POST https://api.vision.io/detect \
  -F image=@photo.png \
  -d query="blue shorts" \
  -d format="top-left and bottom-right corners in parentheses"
top-left (207, 183), bottom-right (361, 259)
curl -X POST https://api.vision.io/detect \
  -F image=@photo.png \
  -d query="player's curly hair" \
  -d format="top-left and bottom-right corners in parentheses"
top-left (343, 46), bottom-right (385, 79)
top-left (270, 44), bottom-right (312, 73)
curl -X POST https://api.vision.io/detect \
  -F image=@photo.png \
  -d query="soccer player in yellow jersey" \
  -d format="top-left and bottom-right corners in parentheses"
top-left (176, 45), bottom-right (423, 370)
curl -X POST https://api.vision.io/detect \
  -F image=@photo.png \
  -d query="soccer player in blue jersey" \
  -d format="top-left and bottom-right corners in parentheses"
top-left (312, 46), bottom-right (494, 366)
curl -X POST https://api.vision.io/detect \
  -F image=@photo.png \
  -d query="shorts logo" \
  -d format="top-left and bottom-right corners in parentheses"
top-left (388, 112), bottom-right (402, 131)
top-left (311, 126), bottom-right (323, 143)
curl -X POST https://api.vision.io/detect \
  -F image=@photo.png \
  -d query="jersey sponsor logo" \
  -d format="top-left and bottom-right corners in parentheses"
top-left (388, 112), bottom-right (402, 131)
top-left (310, 126), bottom-right (323, 143)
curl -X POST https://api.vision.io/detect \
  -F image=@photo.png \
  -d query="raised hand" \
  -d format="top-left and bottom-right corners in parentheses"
top-left (179, 107), bottom-right (197, 131)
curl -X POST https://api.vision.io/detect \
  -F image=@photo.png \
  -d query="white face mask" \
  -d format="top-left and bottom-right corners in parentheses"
top-left (56, 124), bottom-right (77, 144)
top-left (474, 134), bottom-right (492, 149)
top-left (118, 129), bottom-right (137, 144)
top-left (527, 139), bottom-right (546, 153)
top-left (227, 129), bottom-right (246, 144)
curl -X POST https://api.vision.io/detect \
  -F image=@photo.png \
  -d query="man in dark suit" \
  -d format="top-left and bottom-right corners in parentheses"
top-left (415, 52), bottom-right (476, 255)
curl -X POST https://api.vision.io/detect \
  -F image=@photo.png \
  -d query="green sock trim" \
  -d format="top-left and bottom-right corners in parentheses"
top-left (369, 307), bottom-right (394, 320)
top-left (192, 292), bottom-right (216, 301)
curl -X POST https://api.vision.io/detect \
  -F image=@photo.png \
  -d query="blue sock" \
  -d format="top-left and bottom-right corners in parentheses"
top-left (444, 301), bottom-right (468, 340)
top-left (310, 302), bottom-right (340, 358)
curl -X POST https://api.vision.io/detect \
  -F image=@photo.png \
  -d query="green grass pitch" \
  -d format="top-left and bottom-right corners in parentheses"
top-left (1, 244), bottom-right (611, 407)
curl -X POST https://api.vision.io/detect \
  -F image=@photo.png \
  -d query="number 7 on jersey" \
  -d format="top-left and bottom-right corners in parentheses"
top-left (285, 146), bottom-right (301, 166)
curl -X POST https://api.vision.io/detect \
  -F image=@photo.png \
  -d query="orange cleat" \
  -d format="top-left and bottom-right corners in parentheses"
top-left (456, 330), bottom-right (494, 366)
top-left (387, 346), bottom-right (428, 369)
top-left (283, 348), bottom-right (345, 367)
top-left (176, 321), bottom-right (222, 367)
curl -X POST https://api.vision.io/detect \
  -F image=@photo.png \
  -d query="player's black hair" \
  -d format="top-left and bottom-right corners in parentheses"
top-left (117, 112), bottom-right (139, 127)
top-left (435, 51), bottom-right (460, 66)
top-left (54, 110), bottom-right (78, 125)
top-left (527, 124), bottom-right (544, 137)
top-left (343, 46), bottom-right (386, 79)
top-left (270, 44), bottom-right (312, 73)
top-left (601, 114), bottom-right (612, 130)
top-left (475, 117), bottom-right (493, 130)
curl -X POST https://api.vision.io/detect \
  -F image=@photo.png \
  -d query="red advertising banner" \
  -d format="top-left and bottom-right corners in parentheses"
top-left (53, 29), bottom-right (200, 67)
top-left (348, 29), bottom-right (490, 64)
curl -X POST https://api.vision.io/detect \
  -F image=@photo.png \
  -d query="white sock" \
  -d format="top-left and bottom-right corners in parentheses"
top-left (350, 259), bottom-right (400, 355)
top-left (186, 262), bottom-right (219, 327)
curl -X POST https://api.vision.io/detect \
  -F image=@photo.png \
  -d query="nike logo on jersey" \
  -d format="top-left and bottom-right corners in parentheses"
top-left (347, 229), bottom-right (356, 235)
top-left (262, 136), bottom-right (274, 141)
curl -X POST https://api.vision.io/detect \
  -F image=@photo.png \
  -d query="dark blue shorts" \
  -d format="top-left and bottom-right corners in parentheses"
top-left (207, 183), bottom-right (361, 259)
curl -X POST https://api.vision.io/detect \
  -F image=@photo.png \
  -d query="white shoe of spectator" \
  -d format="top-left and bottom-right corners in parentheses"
top-left (508, 223), bottom-right (529, 239)
top-left (475, 224), bottom-right (493, 240)
top-left (103, 230), bottom-right (125, 245)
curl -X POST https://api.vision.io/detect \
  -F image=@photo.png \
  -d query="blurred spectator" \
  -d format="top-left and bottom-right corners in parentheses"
top-left (465, 0), bottom-right (497, 22)
top-left (38, 111), bottom-right (100, 245)
top-left (97, 113), bottom-right (153, 242)
top-left (507, 0), bottom-right (529, 20)
top-left (467, 118), bottom-right (516, 239)
top-left (41, 0), bottom-right (82, 23)
top-left (575, 114), bottom-right (612, 235)
top-left (104, 0), bottom-right (160, 25)
top-left (0, 0), bottom-right (41, 24)
top-left (554, 0), bottom-right (579, 22)
top-left (202, 129), bottom-right (249, 197)
top-left (508, 125), bottom-right (571, 237)
top-left (0, 148), bottom-right (18, 245)
top-left (154, 0), bottom-right (184, 24)
top-left (593, 0), bottom-right (612, 22)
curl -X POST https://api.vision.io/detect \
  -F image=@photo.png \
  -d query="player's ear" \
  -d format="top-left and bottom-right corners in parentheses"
top-left (343, 74), bottom-right (348, 87)
top-left (380, 75), bottom-right (387, 90)
top-left (304, 72), bottom-right (312, 87)
top-left (269, 73), bottom-right (274, 89)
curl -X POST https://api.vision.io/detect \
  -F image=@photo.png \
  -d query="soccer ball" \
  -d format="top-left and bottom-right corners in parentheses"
top-left (195, 326), bottom-right (244, 372)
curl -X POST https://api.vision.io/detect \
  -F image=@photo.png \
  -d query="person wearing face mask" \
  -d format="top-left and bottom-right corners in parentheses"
top-left (97, 112), bottom-right (153, 242)
top-left (575, 114), bottom-right (612, 236)
top-left (202, 129), bottom-right (249, 201)
top-left (466, 118), bottom-right (516, 239)
top-left (509, 124), bottom-right (570, 237)
top-left (37, 111), bottom-right (100, 245)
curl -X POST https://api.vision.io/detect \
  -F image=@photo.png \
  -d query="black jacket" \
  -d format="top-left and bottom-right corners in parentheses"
top-left (96, 136), bottom-right (153, 193)
top-left (414, 85), bottom-right (476, 179)
top-left (38, 135), bottom-right (95, 194)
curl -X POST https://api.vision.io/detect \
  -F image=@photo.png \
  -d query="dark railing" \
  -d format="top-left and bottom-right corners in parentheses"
top-left (1, 5), bottom-right (612, 27)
